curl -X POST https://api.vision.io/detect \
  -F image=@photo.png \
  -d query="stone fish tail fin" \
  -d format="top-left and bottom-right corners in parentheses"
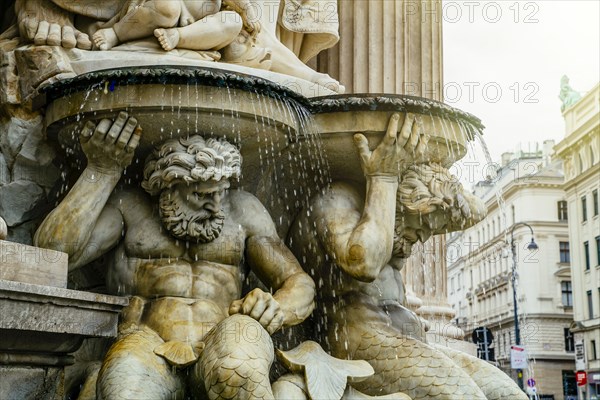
top-left (277, 340), bottom-right (374, 400)
top-left (153, 340), bottom-right (201, 368)
top-left (196, 314), bottom-right (275, 400)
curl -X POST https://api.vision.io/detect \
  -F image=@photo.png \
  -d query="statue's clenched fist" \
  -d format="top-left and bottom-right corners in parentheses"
top-left (229, 288), bottom-right (285, 335)
top-left (80, 112), bottom-right (141, 175)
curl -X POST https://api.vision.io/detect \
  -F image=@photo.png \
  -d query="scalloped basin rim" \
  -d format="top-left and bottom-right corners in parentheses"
top-left (38, 65), bottom-right (311, 109)
top-left (309, 93), bottom-right (485, 137)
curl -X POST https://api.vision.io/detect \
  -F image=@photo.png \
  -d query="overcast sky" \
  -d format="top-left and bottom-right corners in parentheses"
top-left (443, 0), bottom-right (599, 165)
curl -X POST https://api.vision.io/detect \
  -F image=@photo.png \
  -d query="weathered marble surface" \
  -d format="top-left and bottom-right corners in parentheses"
top-left (0, 105), bottom-right (59, 244)
top-left (0, 217), bottom-right (6, 239)
top-left (0, 239), bottom-right (68, 287)
top-left (0, 279), bottom-right (127, 400)
top-left (34, 115), bottom-right (316, 398)
top-left (288, 114), bottom-right (523, 399)
top-left (0, 279), bottom-right (127, 338)
top-left (2, 0), bottom-right (343, 94)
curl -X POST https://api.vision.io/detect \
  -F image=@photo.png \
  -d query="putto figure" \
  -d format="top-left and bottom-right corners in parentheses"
top-left (34, 113), bottom-right (316, 399)
top-left (92, 0), bottom-right (258, 53)
top-left (10, 0), bottom-right (343, 91)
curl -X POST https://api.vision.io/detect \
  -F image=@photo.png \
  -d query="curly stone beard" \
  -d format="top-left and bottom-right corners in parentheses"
top-left (393, 232), bottom-right (417, 259)
top-left (158, 191), bottom-right (225, 243)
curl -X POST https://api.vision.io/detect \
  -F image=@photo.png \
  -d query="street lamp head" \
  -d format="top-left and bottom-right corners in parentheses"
top-left (527, 238), bottom-right (539, 251)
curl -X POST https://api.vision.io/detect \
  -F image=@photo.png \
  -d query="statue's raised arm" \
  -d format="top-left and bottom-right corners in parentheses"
top-left (34, 112), bottom-right (141, 270)
top-left (315, 113), bottom-right (427, 282)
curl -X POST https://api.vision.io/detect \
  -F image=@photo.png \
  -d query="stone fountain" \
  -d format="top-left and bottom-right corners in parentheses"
top-left (0, 1), bottom-right (527, 399)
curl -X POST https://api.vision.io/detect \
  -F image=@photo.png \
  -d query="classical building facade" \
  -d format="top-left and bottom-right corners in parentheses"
top-left (555, 83), bottom-right (600, 400)
top-left (447, 145), bottom-right (577, 399)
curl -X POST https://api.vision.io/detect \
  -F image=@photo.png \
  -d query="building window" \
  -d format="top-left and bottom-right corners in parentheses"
top-left (564, 328), bottom-right (574, 352)
top-left (587, 290), bottom-right (593, 319)
top-left (596, 236), bottom-right (600, 266)
top-left (584, 241), bottom-right (590, 270)
top-left (594, 189), bottom-right (599, 216)
top-left (470, 270), bottom-right (473, 288)
top-left (591, 340), bottom-right (598, 360)
top-left (582, 196), bottom-right (588, 222)
top-left (562, 370), bottom-right (577, 398)
top-left (561, 281), bottom-right (573, 307)
top-left (559, 241), bottom-right (570, 263)
top-left (558, 200), bottom-right (568, 221)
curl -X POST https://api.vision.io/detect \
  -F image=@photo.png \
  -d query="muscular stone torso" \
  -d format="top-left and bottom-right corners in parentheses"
top-left (289, 183), bottom-right (425, 341)
top-left (105, 190), bottom-right (249, 343)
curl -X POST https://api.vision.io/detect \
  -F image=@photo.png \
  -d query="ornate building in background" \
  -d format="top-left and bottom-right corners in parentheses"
top-left (555, 83), bottom-right (600, 400)
top-left (447, 144), bottom-right (577, 399)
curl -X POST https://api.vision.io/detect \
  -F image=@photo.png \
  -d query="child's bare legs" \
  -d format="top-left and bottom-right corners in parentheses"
top-left (94, 0), bottom-right (181, 50)
top-left (255, 28), bottom-right (344, 93)
top-left (155, 11), bottom-right (242, 51)
top-left (248, 0), bottom-right (343, 92)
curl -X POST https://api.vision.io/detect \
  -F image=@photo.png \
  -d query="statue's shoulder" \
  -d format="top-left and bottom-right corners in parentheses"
top-left (109, 187), bottom-right (153, 216)
top-left (312, 181), bottom-right (363, 214)
top-left (226, 189), bottom-right (277, 234)
top-left (226, 189), bottom-right (264, 210)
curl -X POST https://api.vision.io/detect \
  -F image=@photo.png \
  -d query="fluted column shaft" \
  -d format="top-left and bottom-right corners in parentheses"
top-left (317, 0), bottom-right (443, 99)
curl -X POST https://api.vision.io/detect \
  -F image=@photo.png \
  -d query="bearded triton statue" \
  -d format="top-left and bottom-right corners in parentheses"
top-left (34, 113), bottom-right (319, 399)
top-left (288, 113), bottom-right (527, 400)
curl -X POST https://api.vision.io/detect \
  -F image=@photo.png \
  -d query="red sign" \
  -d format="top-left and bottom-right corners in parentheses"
top-left (576, 371), bottom-right (587, 386)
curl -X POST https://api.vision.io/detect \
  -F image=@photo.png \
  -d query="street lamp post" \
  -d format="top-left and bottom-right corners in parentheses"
top-left (510, 222), bottom-right (538, 391)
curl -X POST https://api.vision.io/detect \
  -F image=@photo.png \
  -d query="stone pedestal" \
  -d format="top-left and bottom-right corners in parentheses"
top-left (0, 242), bottom-right (127, 400)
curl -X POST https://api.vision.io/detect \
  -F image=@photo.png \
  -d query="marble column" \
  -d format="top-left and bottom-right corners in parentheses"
top-left (316, 0), bottom-right (462, 342)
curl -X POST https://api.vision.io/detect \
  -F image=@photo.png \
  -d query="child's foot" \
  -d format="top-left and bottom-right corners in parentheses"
top-left (314, 72), bottom-right (345, 94)
top-left (92, 28), bottom-right (119, 50)
top-left (154, 28), bottom-right (180, 51)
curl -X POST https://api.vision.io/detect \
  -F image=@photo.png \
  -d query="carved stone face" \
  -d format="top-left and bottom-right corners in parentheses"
top-left (158, 180), bottom-right (230, 242)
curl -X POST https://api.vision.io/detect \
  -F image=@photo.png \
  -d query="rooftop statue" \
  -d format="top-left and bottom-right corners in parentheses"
top-left (10, 0), bottom-right (343, 92)
top-left (559, 75), bottom-right (582, 112)
top-left (34, 113), bottom-right (317, 398)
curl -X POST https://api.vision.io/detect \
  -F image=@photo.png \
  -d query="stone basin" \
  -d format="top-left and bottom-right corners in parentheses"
top-left (306, 94), bottom-right (485, 185)
top-left (41, 65), bottom-right (315, 193)
top-left (40, 69), bottom-right (484, 232)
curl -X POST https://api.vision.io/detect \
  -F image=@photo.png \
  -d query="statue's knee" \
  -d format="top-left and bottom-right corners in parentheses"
top-left (215, 314), bottom-right (271, 350)
top-left (152, 0), bottom-right (181, 26)
top-left (219, 11), bottom-right (243, 37)
top-left (97, 330), bottom-right (182, 399)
